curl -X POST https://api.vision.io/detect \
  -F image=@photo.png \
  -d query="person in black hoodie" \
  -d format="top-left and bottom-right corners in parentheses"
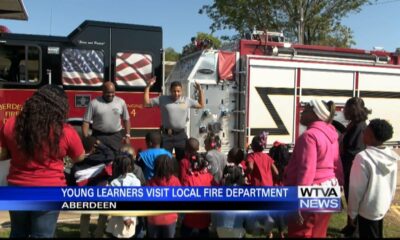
top-left (71, 136), bottom-right (115, 238)
top-left (71, 136), bottom-right (115, 186)
top-left (340, 97), bottom-right (371, 236)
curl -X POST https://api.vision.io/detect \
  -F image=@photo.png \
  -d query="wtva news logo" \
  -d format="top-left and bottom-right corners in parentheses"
top-left (298, 186), bottom-right (341, 212)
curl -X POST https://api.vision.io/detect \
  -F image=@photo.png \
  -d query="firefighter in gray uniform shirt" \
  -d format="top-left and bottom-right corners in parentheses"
top-left (143, 78), bottom-right (204, 161)
top-left (82, 81), bottom-right (131, 152)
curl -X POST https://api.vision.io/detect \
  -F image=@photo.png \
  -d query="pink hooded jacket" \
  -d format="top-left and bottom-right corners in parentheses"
top-left (283, 121), bottom-right (344, 186)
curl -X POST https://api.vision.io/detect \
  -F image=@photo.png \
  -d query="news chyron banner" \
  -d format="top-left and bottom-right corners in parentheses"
top-left (0, 186), bottom-right (341, 211)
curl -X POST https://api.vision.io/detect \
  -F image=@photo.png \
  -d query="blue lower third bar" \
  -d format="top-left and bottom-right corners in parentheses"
top-left (0, 200), bottom-right (299, 211)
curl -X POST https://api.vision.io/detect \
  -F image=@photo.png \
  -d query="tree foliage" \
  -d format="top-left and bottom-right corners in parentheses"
top-left (199, 0), bottom-right (370, 47)
top-left (165, 47), bottom-right (180, 61)
top-left (181, 32), bottom-right (222, 56)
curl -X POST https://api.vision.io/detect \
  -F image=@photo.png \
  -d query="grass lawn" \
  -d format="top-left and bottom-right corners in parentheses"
top-left (1, 209), bottom-right (399, 238)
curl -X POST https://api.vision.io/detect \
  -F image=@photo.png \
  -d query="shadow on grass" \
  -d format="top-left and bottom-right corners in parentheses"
top-left (55, 222), bottom-right (96, 238)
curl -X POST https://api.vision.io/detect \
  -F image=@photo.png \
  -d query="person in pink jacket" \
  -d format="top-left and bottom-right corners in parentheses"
top-left (283, 99), bottom-right (344, 238)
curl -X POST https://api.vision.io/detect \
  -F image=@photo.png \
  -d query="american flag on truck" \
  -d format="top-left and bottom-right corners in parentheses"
top-left (115, 52), bottom-right (152, 86)
top-left (62, 49), bottom-right (104, 86)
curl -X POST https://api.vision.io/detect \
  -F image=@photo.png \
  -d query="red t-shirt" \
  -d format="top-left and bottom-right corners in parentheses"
top-left (0, 117), bottom-right (84, 186)
top-left (147, 175), bottom-right (181, 225)
top-left (181, 171), bottom-right (213, 229)
top-left (179, 158), bottom-right (190, 182)
top-left (247, 152), bottom-right (274, 186)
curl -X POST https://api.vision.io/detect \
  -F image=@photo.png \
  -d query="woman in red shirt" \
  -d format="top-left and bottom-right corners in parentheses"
top-left (0, 85), bottom-right (85, 238)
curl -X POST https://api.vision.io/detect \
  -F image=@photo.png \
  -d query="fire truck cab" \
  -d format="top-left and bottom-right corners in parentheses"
top-left (0, 20), bottom-right (163, 149)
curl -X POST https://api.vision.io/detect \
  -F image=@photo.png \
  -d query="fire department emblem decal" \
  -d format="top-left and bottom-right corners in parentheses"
top-left (75, 95), bottom-right (90, 108)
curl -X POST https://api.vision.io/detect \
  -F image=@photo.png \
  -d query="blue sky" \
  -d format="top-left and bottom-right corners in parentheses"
top-left (1, 0), bottom-right (399, 53)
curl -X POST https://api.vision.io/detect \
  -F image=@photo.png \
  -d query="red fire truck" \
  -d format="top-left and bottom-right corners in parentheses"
top-left (0, 20), bottom-right (163, 149)
top-left (168, 32), bottom-right (400, 152)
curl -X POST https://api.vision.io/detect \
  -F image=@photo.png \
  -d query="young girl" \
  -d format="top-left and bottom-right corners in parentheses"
top-left (179, 137), bottom-right (200, 182)
top-left (120, 144), bottom-right (146, 186)
top-left (204, 133), bottom-right (227, 184)
top-left (212, 165), bottom-right (247, 238)
top-left (246, 132), bottom-right (278, 186)
top-left (180, 138), bottom-right (214, 238)
top-left (269, 141), bottom-right (290, 187)
top-left (147, 155), bottom-right (181, 238)
top-left (246, 132), bottom-right (279, 237)
top-left (268, 141), bottom-right (291, 238)
top-left (106, 153), bottom-right (141, 238)
top-left (119, 144), bottom-right (146, 238)
top-left (225, 147), bottom-right (246, 183)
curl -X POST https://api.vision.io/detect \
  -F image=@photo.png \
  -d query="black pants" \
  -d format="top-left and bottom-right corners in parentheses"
top-left (161, 131), bottom-right (187, 162)
top-left (343, 161), bottom-right (352, 202)
top-left (358, 215), bottom-right (383, 238)
top-left (180, 224), bottom-right (209, 238)
top-left (92, 129), bottom-right (123, 152)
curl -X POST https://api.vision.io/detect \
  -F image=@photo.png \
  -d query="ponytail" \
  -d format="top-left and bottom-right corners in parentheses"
top-left (325, 101), bottom-right (336, 123)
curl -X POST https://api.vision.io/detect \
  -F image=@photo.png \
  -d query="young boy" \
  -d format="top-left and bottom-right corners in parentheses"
top-left (348, 119), bottom-right (399, 238)
top-left (137, 132), bottom-right (173, 180)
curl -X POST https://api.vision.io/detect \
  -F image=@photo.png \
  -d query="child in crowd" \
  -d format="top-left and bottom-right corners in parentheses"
top-left (348, 119), bottom-right (399, 238)
top-left (204, 133), bottom-right (227, 184)
top-left (246, 132), bottom-right (279, 237)
top-left (76, 136), bottom-right (114, 238)
top-left (227, 146), bottom-right (250, 185)
top-left (268, 141), bottom-right (291, 238)
top-left (269, 141), bottom-right (290, 187)
top-left (147, 155), bottom-right (181, 238)
top-left (119, 144), bottom-right (146, 238)
top-left (212, 165), bottom-right (248, 238)
top-left (137, 132), bottom-right (173, 180)
top-left (72, 136), bottom-right (115, 186)
top-left (120, 144), bottom-right (145, 186)
top-left (106, 153), bottom-right (141, 238)
top-left (246, 132), bottom-right (278, 186)
top-left (180, 137), bottom-right (201, 181)
top-left (180, 138), bottom-right (214, 238)
top-left (224, 147), bottom-right (246, 181)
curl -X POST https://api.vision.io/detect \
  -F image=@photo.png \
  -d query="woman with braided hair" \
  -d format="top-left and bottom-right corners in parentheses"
top-left (0, 85), bottom-right (85, 238)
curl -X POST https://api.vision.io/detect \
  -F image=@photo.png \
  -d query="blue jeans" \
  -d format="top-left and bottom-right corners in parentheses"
top-left (9, 210), bottom-right (60, 238)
